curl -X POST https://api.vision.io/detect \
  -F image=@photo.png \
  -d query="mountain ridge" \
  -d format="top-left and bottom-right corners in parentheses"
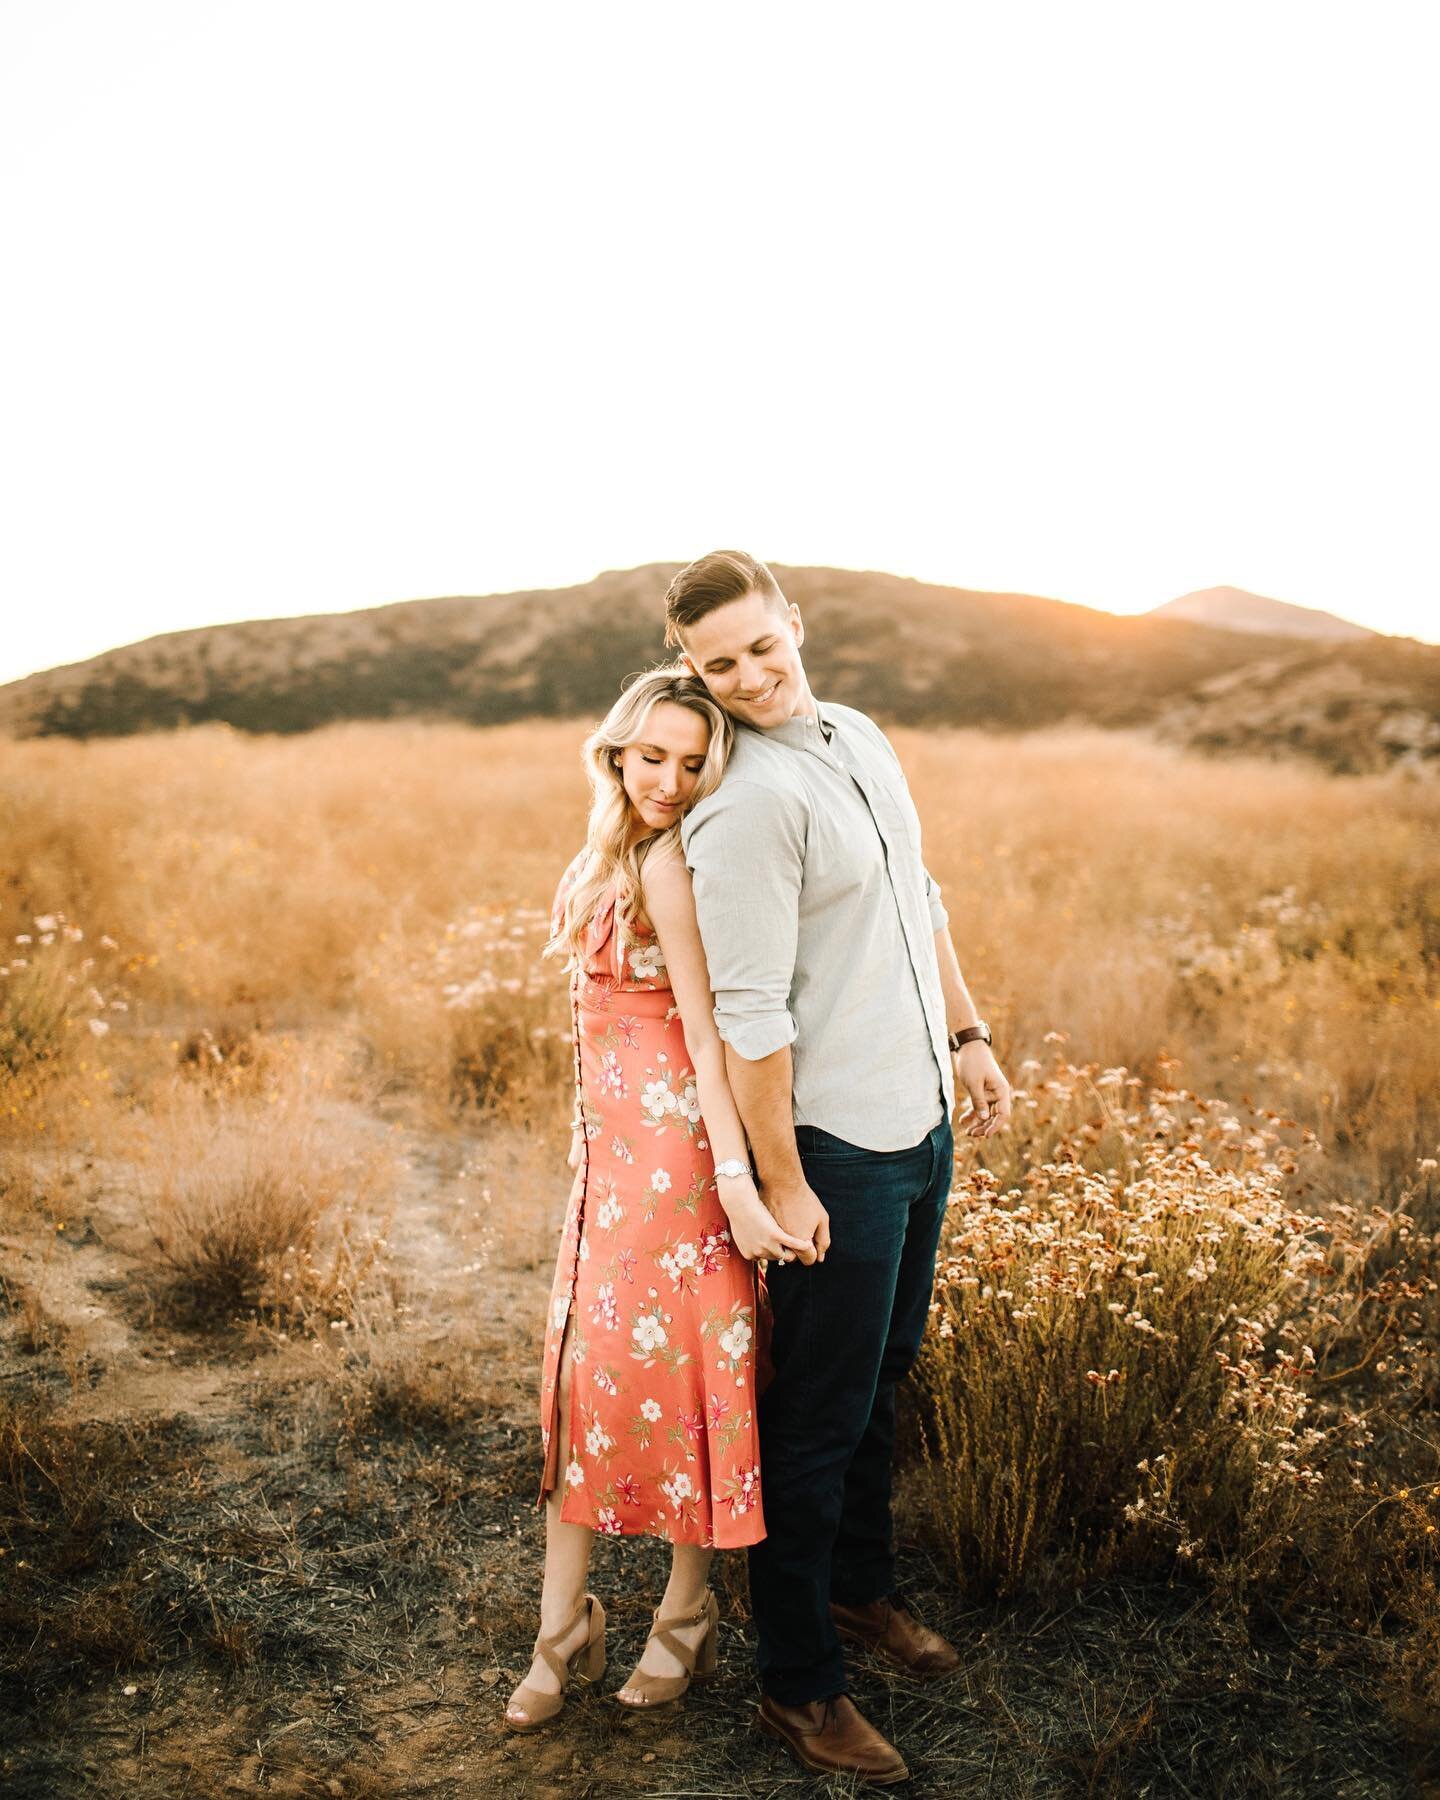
top-left (2, 564), bottom-right (1435, 775)
top-left (1149, 586), bottom-right (1375, 642)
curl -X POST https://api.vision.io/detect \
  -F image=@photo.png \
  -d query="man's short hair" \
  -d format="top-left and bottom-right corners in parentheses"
top-left (663, 551), bottom-right (787, 647)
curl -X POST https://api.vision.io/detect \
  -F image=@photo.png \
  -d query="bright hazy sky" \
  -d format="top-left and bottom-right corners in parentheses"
top-left (2, 2), bottom-right (1436, 686)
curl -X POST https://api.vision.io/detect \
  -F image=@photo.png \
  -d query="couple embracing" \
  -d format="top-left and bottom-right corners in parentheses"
top-left (504, 551), bottom-right (1012, 1786)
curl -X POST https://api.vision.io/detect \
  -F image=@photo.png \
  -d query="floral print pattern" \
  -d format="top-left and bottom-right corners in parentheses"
top-left (537, 852), bottom-right (765, 1549)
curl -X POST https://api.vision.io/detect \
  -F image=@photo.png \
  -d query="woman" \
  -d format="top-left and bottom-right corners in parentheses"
top-left (505, 666), bottom-right (809, 1730)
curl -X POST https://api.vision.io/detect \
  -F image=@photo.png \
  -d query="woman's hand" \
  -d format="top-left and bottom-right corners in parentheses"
top-left (566, 1127), bottom-right (585, 1171)
top-left (718, 1178), bottom-right (816, 1265)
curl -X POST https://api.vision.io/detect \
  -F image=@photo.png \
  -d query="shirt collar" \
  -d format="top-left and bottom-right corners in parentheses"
top-left (746, 697), bottom-right (837, 749)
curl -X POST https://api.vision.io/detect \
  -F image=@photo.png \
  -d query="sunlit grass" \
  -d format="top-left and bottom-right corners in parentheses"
top-left (2, 717), bottom-right (1436, 1652)
top-left (4, 719), bottom-right (1433, 1190)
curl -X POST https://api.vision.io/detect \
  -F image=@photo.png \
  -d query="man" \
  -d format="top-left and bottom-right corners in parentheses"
top-left (668, 551), bottom-right (1012, 1787)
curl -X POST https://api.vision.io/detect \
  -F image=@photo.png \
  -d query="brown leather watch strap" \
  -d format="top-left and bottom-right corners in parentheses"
top-left (948, 1022), bottom-right (991, 1051)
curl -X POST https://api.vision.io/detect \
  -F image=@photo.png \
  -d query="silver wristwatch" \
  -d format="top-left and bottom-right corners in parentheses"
top-left (712, 1158), bottom-right (751, 1181)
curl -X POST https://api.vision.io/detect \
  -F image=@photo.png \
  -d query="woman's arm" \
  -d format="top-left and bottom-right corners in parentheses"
top-left (642, 842), bottom-right (812, 1264)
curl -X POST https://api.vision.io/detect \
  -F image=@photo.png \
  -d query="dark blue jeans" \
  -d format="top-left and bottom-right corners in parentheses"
top-left (748, 1113), bottom-right (953, 1704)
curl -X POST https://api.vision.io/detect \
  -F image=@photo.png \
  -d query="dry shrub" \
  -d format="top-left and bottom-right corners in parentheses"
top-left (0, 950), bottom-right (70, 1080)
top-left (136, 1048), bottom-right (395, 1322)
top-left (351, 900), bottom-right (571, 1118)
top-left (0, 909), bottom-right (131, 1147)
top-left (319, 1288), bottom-right (497, 1440)
top-left (914, 1051), bottom-right (1440, 1604)
top-left (174, 1017), bottom-right (276, 1092)
top-left (0, 1392), bottom-right (198, 1677)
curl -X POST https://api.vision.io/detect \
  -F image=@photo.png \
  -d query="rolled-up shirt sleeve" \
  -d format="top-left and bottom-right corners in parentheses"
top-left (923, 863), bottom-right (949, 933)
top-left (682, 778), bottom-right (804, 1061)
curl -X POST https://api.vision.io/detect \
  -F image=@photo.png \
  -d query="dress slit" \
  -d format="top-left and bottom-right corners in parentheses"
top-left (537, 970), bottom-right (589, 1506)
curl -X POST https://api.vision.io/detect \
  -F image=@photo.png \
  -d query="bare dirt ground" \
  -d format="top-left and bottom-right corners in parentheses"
top-left (2, 1097), bottom-right (1430, 1799)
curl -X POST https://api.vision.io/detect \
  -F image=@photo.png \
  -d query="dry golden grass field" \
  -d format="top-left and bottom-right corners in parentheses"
top-left (2, 719), bottom-right (1439, 1798)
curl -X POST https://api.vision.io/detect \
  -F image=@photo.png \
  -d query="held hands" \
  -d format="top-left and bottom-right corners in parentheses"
top-left (756, 1175), bottom-right (830, 1266)
top-left (719, 1176), bottom-right (817, 1265)
top-left (955, 1042), bottom-right (1013, 1139)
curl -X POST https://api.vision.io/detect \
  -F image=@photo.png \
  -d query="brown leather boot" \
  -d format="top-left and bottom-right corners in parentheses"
top-left (830, 1595), bottom-right (961, 1677)
top-left (758, 1694), bottom-right (909, 1786)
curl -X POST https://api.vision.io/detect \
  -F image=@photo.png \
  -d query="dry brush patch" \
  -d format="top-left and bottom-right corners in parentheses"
top-left (0, 907), bottom-right (135, 1164)
top-left (132, 1057), bottom-right (396, 1329)
top-left (909, 1049), bottom-right (1440, 1778)
top-left (350, 897), bottom-right (572, 1120)
top-left (0, 720), bottom-right (584, 1020)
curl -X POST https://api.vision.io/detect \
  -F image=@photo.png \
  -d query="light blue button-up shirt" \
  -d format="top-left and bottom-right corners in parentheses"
top-left (681, 699), bottom-right (953, 1153)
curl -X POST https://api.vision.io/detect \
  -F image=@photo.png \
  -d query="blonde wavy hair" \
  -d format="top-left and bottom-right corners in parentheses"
top-left (547, 665), bottom-right (734, 969)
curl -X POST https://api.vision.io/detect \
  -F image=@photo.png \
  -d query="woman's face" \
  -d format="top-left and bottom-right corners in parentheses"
top-left (616, 701), bottom-right (712, 834)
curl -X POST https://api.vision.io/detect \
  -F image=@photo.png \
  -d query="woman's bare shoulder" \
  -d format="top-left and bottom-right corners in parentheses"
top-left (639, 836), bottom-right (695, 914)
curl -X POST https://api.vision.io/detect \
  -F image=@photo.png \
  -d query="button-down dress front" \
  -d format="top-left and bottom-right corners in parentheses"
top-left (536, 851), bottom-right (766, 1548)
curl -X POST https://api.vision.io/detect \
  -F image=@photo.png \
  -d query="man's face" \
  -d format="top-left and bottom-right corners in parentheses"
top-left (679, 591), bottom-right (812, 729)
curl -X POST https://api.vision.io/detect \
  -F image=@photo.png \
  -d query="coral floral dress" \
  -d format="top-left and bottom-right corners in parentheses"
top-left (537, 851), bottom-right (765, 1549)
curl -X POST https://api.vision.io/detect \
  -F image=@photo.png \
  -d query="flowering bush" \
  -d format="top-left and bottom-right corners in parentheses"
top-left (914, 1052), bottom-right (1353, 1594)
top-left (0, 910), bottom-right (136, 1180)
top-left (0, 911), bottom-right (129, 1084)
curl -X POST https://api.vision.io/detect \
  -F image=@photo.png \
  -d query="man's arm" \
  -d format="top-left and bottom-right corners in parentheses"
top-left (683, 778), bottom-right (830, 1262)
top-left (723, 1044), bottom-right (830, 1262)
top-left (917, 814), bottom-right (1011, 1140)
top-left (934, 923), bottom-right (1012, 1140)
top-left (934, 923), bottom-right (980, 1034)
top-left (642, 842), bottom-right (812, 1263)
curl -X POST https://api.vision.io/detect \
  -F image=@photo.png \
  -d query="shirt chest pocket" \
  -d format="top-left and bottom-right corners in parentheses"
top-left (863, 773), bottom-right (923, 862)
top-left (891, 784), bottom-right (924, 855)
top-left (811, 784), bottom-right (888, 893)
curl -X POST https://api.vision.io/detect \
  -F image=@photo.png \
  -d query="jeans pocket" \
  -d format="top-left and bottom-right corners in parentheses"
top-left (795, 1124), bottom-right (872, 1162)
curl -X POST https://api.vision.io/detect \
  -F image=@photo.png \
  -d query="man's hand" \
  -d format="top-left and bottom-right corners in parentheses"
top-left (955, 1043), bottom-right (1012, 1139)
top-left (719, 1179), bottom-right (817, 1264)
top-left (761, 1175), bottom-right (831, 1265)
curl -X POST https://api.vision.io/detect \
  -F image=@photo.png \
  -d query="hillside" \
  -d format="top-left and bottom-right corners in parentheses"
top-left (1, 565), bottom-right (1436, 774)
top-left (1150, 586), bottom-right (1375, 641)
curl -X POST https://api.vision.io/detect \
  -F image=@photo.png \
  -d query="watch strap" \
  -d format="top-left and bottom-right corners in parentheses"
top-left (948, 1022), bottom-right (991, 1051)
